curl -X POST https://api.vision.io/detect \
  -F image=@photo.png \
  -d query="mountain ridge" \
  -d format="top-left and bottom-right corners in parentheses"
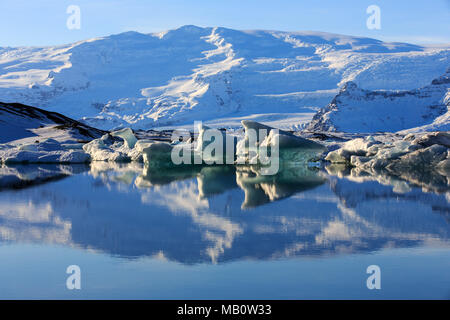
top-left (0, 102), bottom-right (105, 143)
top-left (0, 25), bottom-right (449, 130)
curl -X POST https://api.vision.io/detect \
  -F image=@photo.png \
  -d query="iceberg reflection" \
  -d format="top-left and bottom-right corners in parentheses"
top-left (0, 162), bottom-right (448, 264)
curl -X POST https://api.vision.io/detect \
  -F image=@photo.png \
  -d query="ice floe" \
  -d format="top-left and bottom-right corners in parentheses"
top-left (6, 121), bottom-right (322, 170)
top-left (324, 132), bottom-right (450, 192)
top-left (0, 138), bottom-right (90, 164)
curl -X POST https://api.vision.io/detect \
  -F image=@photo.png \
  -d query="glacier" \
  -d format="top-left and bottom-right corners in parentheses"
top-left (307, 68), bottom-right (450, 133)
top-left (0, 25), bottom-right (449, 130)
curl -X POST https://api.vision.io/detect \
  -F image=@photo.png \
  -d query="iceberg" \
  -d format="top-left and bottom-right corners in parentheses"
top-left (111, 128), bottom-right (138, 149)
top-left (237, 120), bottom-right (326, 168)
top-left (241, 120), bottom-right (325, 150)
top-left (0, 139), bottom-right (90, 164)
top-left (83, 133), bottom-right (130, 162)
top-left (141, 143), bottom-right (175, 167)
top-left (195, 123), bottom-right (237, 164)
top-left (0, 119), bottom-right (326, 172)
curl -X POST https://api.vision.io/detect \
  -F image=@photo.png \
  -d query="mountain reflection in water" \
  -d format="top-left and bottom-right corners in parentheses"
top-left (0, 162), bottom-right (448, 264)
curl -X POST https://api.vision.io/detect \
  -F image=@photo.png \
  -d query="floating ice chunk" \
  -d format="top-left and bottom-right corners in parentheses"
top-left (350, 155), bottom-right (371, 167)
top-left (195, 123), bottom-right (210, 153)
top-left (134, 139), bottom-right (155, 152)
top-left (142, 143), bottom-right (174, 166)
top-left (93, 150), bottom-right (129, 162)
top-left (83, 133), bottom-right (114, 152)
top-left (268, 128), bottom-right (323, 150)
top-left (387, 144), bottom-right (447, 170)
top-left (437, 158), bottom-right (450, 171)
top-left (83, 136), bottom-right (107, 156)
top-left (241, 120), bottom-right (325, 150)
top-left (375, 140), bottom-right (417, 160)
top-left (83, 134), bottom-right (130, 162)
top-left (0, 144), bottom-right (90, 163)
top-left (111, 128), bottom-right (138, 149)
top-left (18, 144), bottom-right (39, 152)
top-left (341, 137), bottom-right (380, 155)
top-left (325, 150), bottom-right (348, 163)
top-left (33, 150), bottom-right (90, 163)
top-left (413, 132), bottom-right (450, 148)
top-left (83, 133), bottom-right (151, 162)
top-left (61, 143), bottom-right (84, 150)
top-left (195, 123), bottom-right (236, 164)
top-left (1, 150), bottom-right (39, 163)
top-left (58, 150), bottom-right (90, 163)
top-left (126, 139), bottom-right (156, 162)
top-left (366, 144), bottom-right (381, 156)
top-left (237, 121), bottom-right (325, 166)
top-left (326, 135), bottom-right (427, 168)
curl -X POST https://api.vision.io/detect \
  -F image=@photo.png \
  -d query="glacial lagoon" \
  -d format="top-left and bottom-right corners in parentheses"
top-left (0, 163), bottom-right (449, 299)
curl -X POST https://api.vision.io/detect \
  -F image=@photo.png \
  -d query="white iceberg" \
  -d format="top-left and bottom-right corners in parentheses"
top-left (82, 133), bottom-right (131, 162)
top-left (0, 138), bottom-right (90, 164)
top-left (111, 128), bottom-right (138, 149)
top-left (237, 120), bottom-right (325, 165)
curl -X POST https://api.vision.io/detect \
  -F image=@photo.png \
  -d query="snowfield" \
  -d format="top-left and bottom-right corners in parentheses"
top-left (0, 102), bottom-right (105, 143)
top-left (0, 25), bottom-right (449, 130)
top-left (0, 102), bottom-right (105, 163)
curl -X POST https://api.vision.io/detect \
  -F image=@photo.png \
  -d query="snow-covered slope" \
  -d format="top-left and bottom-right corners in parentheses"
top-left (0, 25), bottom-right (449, 130)
top-left (307, 68), bottom-right (450, 133)
top-left (0, 102), bottom-right (105, 143)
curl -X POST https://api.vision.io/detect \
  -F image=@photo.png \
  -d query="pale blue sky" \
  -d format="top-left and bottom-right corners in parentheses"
top-left (1, 0), bottom-right (449, 46)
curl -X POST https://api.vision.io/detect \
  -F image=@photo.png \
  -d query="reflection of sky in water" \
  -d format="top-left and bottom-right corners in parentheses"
top-left (0, 163), bottom-right (448, 298)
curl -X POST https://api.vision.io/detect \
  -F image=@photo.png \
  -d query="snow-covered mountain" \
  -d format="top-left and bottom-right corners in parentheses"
top-left (0, 25), bottom-right (449, 130)
top-left (307, 68), bottom-right (450, 133)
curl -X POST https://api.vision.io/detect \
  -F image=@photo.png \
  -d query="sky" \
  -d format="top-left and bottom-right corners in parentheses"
top-left (0, 0), bottom-right (449, 47)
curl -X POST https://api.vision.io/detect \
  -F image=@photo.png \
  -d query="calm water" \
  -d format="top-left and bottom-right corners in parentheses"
top-left (0, 163), bottom-right (449, 299)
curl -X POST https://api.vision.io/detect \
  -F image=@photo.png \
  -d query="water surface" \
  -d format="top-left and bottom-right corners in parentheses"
top-left (0, 163), bottom-right (449, 299)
